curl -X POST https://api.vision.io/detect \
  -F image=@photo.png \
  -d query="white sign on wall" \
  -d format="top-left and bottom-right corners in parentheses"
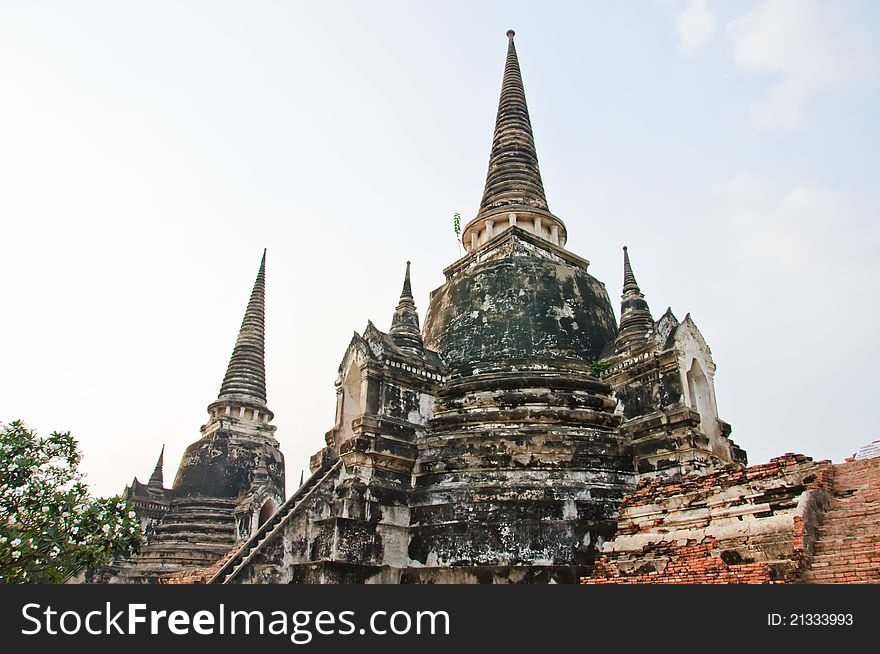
top-left (855, 440), bottom-right (880, 460)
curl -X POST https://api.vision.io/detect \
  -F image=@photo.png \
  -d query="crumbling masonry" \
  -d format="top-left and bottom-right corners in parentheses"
top-left (102, 31), bottom-right (878, 585)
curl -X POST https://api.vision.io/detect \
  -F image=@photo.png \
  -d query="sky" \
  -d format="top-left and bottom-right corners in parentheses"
top-left (1, 0), bottom-right (878, 497)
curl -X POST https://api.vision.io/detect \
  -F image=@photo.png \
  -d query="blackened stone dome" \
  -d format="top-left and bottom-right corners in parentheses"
top-left (423, 229), bottom-right (617, 374)
top-left (173, 431), bottom-right (284, 500)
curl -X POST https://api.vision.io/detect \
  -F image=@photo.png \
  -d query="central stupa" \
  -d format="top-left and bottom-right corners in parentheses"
top-left (108, 30), bottom-right (744, 585)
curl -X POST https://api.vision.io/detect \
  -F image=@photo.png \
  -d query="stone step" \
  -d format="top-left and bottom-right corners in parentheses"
top-left (810, 544), bottom-right (880, 557)
top-left (802, 575), bottom-right (879, 584)
top-left (821, 514), bottom-right (880, 524)
top-left (833, 469), bottom-right (880, 477)
top-left (825, 500), bottom-right (880, 509)
top-left (823, 501), bottom-right (880, 511)
top-left (817, 535), bottom-right (880, 544)
top-left (131, 559), bottom-right (226, 572)
top-left (138, 540), bottom-right (236, 554)
top-left (811, 551), bottom-right (880, 562)
top-left (831, 502), bottom-right (880, 511)
top-left (806, 569), bottom-right (880, 578)
top-left (135, 548), bottom-right (236, 566)
top-left (821, 507), bottom-right (880, 517)
top-left (159, 510), bottom-right (235, 521)
top-left (138, 548), bottom-right (230, 566)
top-left (831, 502), bottom-right (875, 509)
top-left (833, 482), bottom-right (880, 490)
top-left (147, 538), bottom-right (236, 550)
top-left (164, 503), bottom-right (237, 512)
top-left (818, 517), bottom-right (880, 529)
top-left (817, 528), bottom-right (880, 539)
top-left (147, 535), bottom-right (236, 548)
top-left (811, 559), bottom-right (880, 568)
top-left (832, 485), bottom-right (880, 494)
top-left (828, 494), bottom-right (880, 503)
top-left (152, 522), bottom-right (236, 535)
top-left (822, 516), bottom-right (880, 526)
top-left (822, 516), bottom-right (879, 527)
top-left (813, 534), bottom-right (880, 544)
top-left (830, 485), bottom-right (879, 494)
top-left (811, 555), bottom-right (880, 564)
top-left (832, 474), bottom-right (880, 481)
top-left (131, 554), bottom-right (233, 570)
top-left (817, 522), bottom-right (880, 535)
top-left (807, 561), bottom-right (880, 570)
top-left (155, 522), bottom-right (237, 536)
top-left (159, 509), bottom-right (239, 520)
top-left (807, 567), bottom-right (880, 575)
top-left (151, 531), bottom-right (236, 542)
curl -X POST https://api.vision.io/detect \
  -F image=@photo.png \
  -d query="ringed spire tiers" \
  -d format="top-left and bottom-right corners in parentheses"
top-left (617, 246), bottom-right (655, 349)
top-left (148, 445), bottom-right (165, 487)
top-left (216, 250), bottom-right (270, 411)
top-left (389, 261), bottom-right (424, 354)
top-left (462, 30), bottom-right (567, 253)
top-left (623, 245), bottom-right (640, 294)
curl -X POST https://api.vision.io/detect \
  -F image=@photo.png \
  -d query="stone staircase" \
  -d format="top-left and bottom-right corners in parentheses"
top-left (802, 457), bottom-right (880, 583)
top-left (208, 458), bottom-right (342, 584)
top-left (111, 497), bottom-right (239, 583)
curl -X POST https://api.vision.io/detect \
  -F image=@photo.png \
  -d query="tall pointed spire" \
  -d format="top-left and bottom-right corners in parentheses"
top-left (461, 31), bottom-right (567, 252)
top-left (617, 246), bottom-right (655, 349)
top-left (623, 246), bottom-right (640, 294)
top-left (400, 260), bottom-right (413, 298)
top-left (218, 250), bottom-right (268, 407)
top-left (479, 29), bottom-right (548, 215)
top-left (148, 445), bottom-right (165, 487)
top-left (390, 261), bottom-right (423, 354)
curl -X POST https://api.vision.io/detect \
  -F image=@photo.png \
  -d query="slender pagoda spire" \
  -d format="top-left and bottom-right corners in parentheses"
top-left (617, 246), bottom-right (655, 349)
top-left (390, 261), bottom-right (423, 354)
top-left (148, 445), bottom-right (165, 487)
top-left (461, 30), bottom-right (567, 252)
top-left (479, 29), bottom-right (548, 215)
top-left (623, 246), bottom-right (640, 294)
top-left (217, 250), bottom-right (269, 408)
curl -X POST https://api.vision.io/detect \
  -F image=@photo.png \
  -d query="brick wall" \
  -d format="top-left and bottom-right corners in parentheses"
top-left (583, 454), bottom-right (833, 584)
top-left (800, 457), bottom-right (880, 583)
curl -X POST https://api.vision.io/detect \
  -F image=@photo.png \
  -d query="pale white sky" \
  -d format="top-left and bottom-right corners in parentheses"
top-left (2, 1), bottom-right (878, 497)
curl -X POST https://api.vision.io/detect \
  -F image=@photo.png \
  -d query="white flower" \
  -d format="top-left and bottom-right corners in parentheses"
top-left (102, 524), bottom-right (110, 534)
top-left (41, 506), bottom-right (49, 513)
top-left (128, 510), bottom-right (136, 518)
top-left (11, 538), bottom-right (21, 547)
top-left (12, 551), bottom-right (20, 560)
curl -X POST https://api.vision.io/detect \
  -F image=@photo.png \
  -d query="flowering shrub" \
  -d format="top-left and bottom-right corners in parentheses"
top-left (0, 420), bottom-right (142, 583)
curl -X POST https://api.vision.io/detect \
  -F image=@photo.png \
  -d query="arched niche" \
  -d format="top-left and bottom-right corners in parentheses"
top-left (686, 358), bottom-right (716, 439)
top-left (258, 498), bottom-right (276, 527)
top-left (338, 358), bottom-right (364, 444)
